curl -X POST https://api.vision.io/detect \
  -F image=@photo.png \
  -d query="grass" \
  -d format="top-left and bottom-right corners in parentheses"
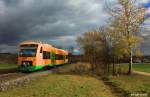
top-left (120, 63), bottom-right (150, 73)
top-left (0, 64), bottom-right (18, 69)
top-left (115, 63), bottom-right (150, 96)
top-left (132, 63), bottom-right (150, 73)
top-left (56, 63), bottom-right (150, 96)
top-left (0, 62), bottom-right (149, 97)
top-left (110, 74), bottom-right (150, 96)
top-left (0, 73), bottom-right (116, 97)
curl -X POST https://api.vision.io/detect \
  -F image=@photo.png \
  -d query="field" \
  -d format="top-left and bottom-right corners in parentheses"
top-left (132, 63), bottom-right (150, 73)
top-left (120, 63), bottom-right (150, 73)
top-left (0, 73), bottom-right (115, 97)
top-left (0, 53), bottom-right (17, 73)
top-left (0, 64), bottom-right (18, 74)
top-left (110, 74), bottom-right (150, 96)
top-left (0, 64), bottom-right (17, 69)
top-left (0, 62), bottom-right (149, 97)
top-left (110, 63), bottom-right (150, 96)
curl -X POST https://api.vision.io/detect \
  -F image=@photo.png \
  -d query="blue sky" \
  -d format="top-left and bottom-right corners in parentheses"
top-left (144, 0), bottom-right (150, 8)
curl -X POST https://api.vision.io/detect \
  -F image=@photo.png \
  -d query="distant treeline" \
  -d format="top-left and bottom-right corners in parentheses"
top-left (0, 53), bottom-right (17, 64)
top-left (69, 53), bottom-right (150, 63)
top-left (0, 53), bottom-right (150, 65)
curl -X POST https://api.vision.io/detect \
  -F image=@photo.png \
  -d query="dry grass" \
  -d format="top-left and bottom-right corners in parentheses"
top-left (55, 62), bottom-right (92, 75)
top-left (110, 74), bottom-right (150, 97)
top-left (0, 73), bottom-right (116, 97)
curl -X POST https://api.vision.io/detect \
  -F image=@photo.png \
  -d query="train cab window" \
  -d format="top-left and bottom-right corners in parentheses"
top-left (19, 49), bottom-right (37, 57)
top-left (40, 47), bottom-right (43, 53)
top-left (43, 51), bottom-right (51, 59)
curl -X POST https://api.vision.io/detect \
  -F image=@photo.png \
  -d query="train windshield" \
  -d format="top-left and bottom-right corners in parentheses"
top-left (19, 49), bottom-right (37, 57)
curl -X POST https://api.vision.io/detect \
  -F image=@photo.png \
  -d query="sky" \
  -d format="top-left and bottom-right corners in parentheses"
top-left (0, 0), bottom-right (108, 53)
top-left (0, 0), bottom-right (150, 55)
top-left (141, 0), bottom-right (150, 55)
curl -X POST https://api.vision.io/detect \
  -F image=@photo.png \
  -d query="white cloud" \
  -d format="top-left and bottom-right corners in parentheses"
top-left (140, 0), bottom-right (148, 3)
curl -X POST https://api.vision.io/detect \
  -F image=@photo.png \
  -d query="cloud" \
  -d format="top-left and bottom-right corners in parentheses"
top-left (0, 44), bottom-right (18, 53)
top-left (0, 0), bottom-right (109, 52)
top-left (1, 0), bottom-right (150, 55)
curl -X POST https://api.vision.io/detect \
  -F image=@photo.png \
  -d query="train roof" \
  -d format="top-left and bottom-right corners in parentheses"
top-left (20, 41), bottom-right (53, 47)
top-left (20, 41), bottom-right (42, 45)
top-left (20, 41), bottom-right (68, 54)
top-left (42, 43), bottom-right (53, 47)
top-left (54, 48), bottom-right (68, 54)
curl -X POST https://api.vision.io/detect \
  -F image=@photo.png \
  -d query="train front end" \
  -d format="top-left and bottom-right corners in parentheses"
top-left (18, 41), bottom-right (41, 72)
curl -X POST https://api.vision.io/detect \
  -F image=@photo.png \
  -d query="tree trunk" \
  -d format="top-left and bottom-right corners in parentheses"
top-left (112, 56), bottom-right (115, 75)
top-left (128, 49), bottom-right (133, 74)
top-left (113, 63), bottom-right (115, 75)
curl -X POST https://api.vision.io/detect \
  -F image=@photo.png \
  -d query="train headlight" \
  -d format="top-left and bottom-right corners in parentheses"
top-left (22, 61), bottom-right (32, 66)
top-left (23, 62), bottom-right (26, 65)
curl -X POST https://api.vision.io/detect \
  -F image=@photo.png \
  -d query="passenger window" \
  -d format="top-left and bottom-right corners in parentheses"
top-left (40, 47), bottom-right (43, 53)
top-left (55, 54), bottom-right (63, 60)
top-left (43, 51), bottom-right (51, 59)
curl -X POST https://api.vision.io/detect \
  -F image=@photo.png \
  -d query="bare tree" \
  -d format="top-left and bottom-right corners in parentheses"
top-left (77, 27), bottom-right (114, 76)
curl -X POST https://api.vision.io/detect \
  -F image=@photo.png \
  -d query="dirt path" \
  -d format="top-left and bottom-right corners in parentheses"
top-left (133, 71), bottom-right (150, 76)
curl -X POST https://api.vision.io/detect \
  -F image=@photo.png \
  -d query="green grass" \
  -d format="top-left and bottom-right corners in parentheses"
top-left (120, 63), bottom-right (150, 73)
top-left (110, 74), bottom-right (150, 95)
top-left (0, 64), bottom-right (17, 69)
top-left (0, 73), bottom-right (116, 97)
top-left (132, 63), bottom-right (150, 73)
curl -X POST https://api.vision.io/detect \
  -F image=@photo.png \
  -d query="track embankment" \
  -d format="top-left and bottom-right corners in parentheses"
top-left (0, 70), bottom-right (52, 91)
top-left (0, 68), bottom-right (18, 74)
top-left (0, 64), bottom-right (70, 91)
